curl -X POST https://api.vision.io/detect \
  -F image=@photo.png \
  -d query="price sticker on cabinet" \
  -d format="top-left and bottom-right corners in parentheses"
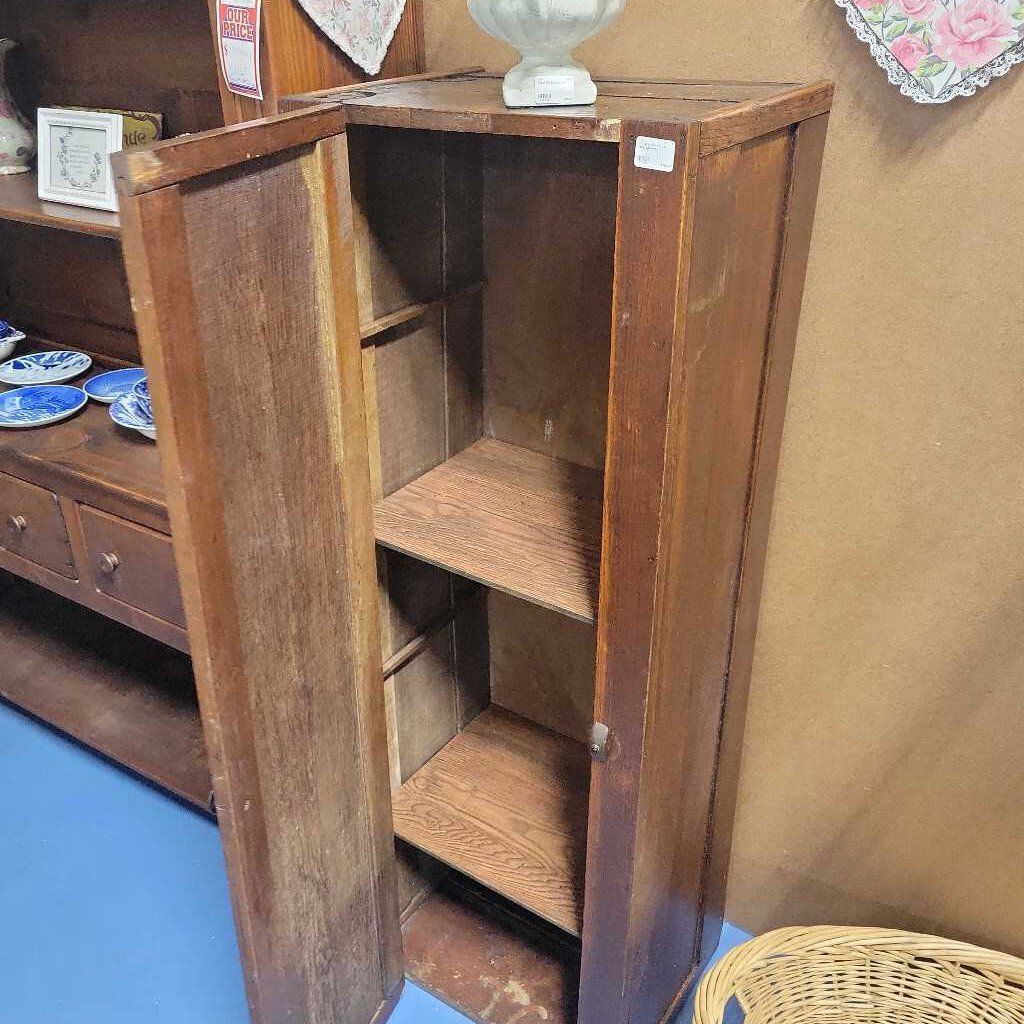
top-left (634, 136), bottom-right (677, 172)
top-left (217, 0), bottom-right (264, 100)
top-left (534, 75), bottom-right (576, 105)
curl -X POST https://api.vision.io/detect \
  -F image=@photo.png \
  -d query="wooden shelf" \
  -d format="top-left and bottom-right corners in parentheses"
top-left (0, 571), bottom-right (209, 809)
top-left (392, 706), bottom-right (590, 936)
top-left (0, 171), bottom-right (121, 238)
top-left (374, 438), bottom-right (602, 622)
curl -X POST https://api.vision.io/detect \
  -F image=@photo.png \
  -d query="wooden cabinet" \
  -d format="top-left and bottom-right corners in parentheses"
top-left (114, 72), bottom-right (832, 1024)
top-left (0, 6), bottom-right (422, 812)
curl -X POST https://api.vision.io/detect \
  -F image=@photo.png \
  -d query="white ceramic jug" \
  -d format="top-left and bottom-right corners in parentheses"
top-left (0, 39), bottom-right (35, 175)
top-left (468, 0), bottom-right (625, 108)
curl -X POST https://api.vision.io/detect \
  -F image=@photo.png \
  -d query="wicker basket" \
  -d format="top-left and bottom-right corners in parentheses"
top-left (692, 926), bottom-right (1024, 1024)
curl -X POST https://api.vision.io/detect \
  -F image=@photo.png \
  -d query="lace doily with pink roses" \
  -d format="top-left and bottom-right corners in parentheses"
top-left (295, 0), bottom-right (406, 75)
top-left (836, 0), bottom-right (1024, 101)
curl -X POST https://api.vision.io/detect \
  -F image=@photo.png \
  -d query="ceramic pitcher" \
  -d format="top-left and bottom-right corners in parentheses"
top-left (0, 39), bottom-right (35, 175)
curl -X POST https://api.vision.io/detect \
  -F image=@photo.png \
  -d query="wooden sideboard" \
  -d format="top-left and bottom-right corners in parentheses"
top-left (0, 1), bottom-right (422, 814)
top-left (107, 72), bottom-right (833, 1024)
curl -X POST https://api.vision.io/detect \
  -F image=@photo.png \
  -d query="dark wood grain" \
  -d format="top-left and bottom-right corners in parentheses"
top-left (0, 570), bottom-right (208, 808)
top-left (0, 0), bottom-right (224, 137)
top-left (0, 472), bottom-right (76, 578)
top-left (374, 438), bottom-right (603, 622)
top-left (290, 73), bottom-right (828, 147)
top-left (488, 590), bottom-right (596, 745)
top-left (78, 504), bottom-right (186, 627)
top-left (697, 82), bottom-right (834, 155)
top-left (403, 874), bottom-right (581, 1024)
top-left (620, 127), bottom-right (794, 1024)
top-left (117, 123), bottom-right (404, 1024)
top-left (0, 172), bottom-right (120, 237)
top-left (579, 118), bottom-right (696, 1024)
top-left (393, 706), bottom-right (591, 936)
top-left (699, 112), bottom-right (831, 966)
top-left (0, 229), bottom-right (139, 364)
top-left (114, 104), bottom-right (349, 196)
top-left (482, 137), bottom-right (616, 471)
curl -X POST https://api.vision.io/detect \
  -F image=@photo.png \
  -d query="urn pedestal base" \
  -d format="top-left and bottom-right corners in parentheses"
top-left (502, 55), bottom-right (597, 107)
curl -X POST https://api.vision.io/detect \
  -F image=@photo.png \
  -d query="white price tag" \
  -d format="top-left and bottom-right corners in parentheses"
top-left (634, 136), bottom-right (677, 172)
top-left (534, 75), bottom-right (576, 105)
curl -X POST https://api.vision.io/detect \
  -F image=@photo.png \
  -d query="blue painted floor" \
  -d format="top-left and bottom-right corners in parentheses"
top-left (0, 702), bottom-right (750, 1023)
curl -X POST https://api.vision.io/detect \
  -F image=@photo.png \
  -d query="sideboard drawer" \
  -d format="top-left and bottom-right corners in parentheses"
top-left (79, 506), bottom-right (186, 627)
top-left (0, 473), bottom-right (76, 578)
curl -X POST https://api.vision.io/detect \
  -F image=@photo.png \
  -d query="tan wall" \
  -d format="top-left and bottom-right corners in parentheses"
top-left (423, 2), bottom-right (1024, 954)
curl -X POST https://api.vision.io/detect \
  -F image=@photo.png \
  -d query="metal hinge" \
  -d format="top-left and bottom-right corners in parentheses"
top-left (590, 722), bottom-right (610, 762)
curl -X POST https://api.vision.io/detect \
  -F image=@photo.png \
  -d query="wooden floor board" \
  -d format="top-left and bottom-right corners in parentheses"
top-left (392, 706), bottom-right (590, 935)
top-left (373, 438), bottom-right (602, 622)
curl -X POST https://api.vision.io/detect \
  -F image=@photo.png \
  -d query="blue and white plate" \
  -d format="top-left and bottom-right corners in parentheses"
top-left (0, 385), bottom-right (88, 429)
top-left (83, 367), bottom-right (147, 404)
top-left (110, 378), bottom-right (155, 440)
top-left (0, 350), bottom-right (92, 386)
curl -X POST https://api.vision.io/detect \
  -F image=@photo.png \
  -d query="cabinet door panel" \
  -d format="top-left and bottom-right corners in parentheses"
top-left (114, 108), bottom-right (402, 1024)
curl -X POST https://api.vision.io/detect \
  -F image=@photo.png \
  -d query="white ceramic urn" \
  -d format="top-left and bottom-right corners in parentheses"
top-left (468, 0), bottom-right (625, 108)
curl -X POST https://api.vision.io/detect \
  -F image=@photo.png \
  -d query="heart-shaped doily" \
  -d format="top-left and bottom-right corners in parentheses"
top-left (836, 0), bottom-right (1024, 102)
top-left (296, 0), bottom-right (407, 75)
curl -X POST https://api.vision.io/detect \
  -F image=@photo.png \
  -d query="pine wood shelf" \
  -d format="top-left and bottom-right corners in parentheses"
top-left (392, 706), bottom-right (590, 936)
top-left (0, 572), bottom-right (209, 809)
top-left (0, 171), bottom-right (121, 238)
top-left (373, 438), bottom-right (603, 622)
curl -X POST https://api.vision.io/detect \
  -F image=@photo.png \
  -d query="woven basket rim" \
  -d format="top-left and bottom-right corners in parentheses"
top-left (692, 926), bottom-right (1024, 1024)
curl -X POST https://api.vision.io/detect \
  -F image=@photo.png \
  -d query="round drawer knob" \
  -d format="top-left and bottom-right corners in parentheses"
top-left (99, 552), bottom-right (120, 575)
top-left (6, 514), bottom-right (26, 534)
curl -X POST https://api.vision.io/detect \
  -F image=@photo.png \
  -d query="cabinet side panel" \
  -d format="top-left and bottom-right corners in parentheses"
top-left (699, 113), bottom-right (830, 963)
top-left (626, 129), bottom-right (795, 1024)
top-left (117, 133), bottom-right (403, 1024)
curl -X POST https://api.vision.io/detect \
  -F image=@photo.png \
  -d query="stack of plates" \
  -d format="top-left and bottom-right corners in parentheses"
top-left (110, 377), bottom-right (156, 440)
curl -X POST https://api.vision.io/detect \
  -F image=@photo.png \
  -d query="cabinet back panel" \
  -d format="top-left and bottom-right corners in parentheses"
top-left (0, 224), bottom-right (139, 363)
top-left (488, 590), bottom-right (596, 745)
top-left (348, 127), bottom-right (444, 321)
top-left (482, 137), bottom-right (617, 472)
top-left (0, 0), bottom-right (223, 137)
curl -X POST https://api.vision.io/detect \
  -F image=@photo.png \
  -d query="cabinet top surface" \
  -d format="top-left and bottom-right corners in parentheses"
top-left (293, 71), bottom-right (833, 144)
top-left (0, 377), bottom-right (167, 526)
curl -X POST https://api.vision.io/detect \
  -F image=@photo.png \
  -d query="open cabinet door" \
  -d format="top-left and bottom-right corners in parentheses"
top-left (113, 108), bottom-right (403, 1024)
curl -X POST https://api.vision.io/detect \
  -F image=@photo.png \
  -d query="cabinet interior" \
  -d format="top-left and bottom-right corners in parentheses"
top-left (351, 125), bottom-right (618, 944)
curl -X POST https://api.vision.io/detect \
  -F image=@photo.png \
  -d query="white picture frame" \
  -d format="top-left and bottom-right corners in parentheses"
top-left (37, 107), bottom-right (123, 212)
